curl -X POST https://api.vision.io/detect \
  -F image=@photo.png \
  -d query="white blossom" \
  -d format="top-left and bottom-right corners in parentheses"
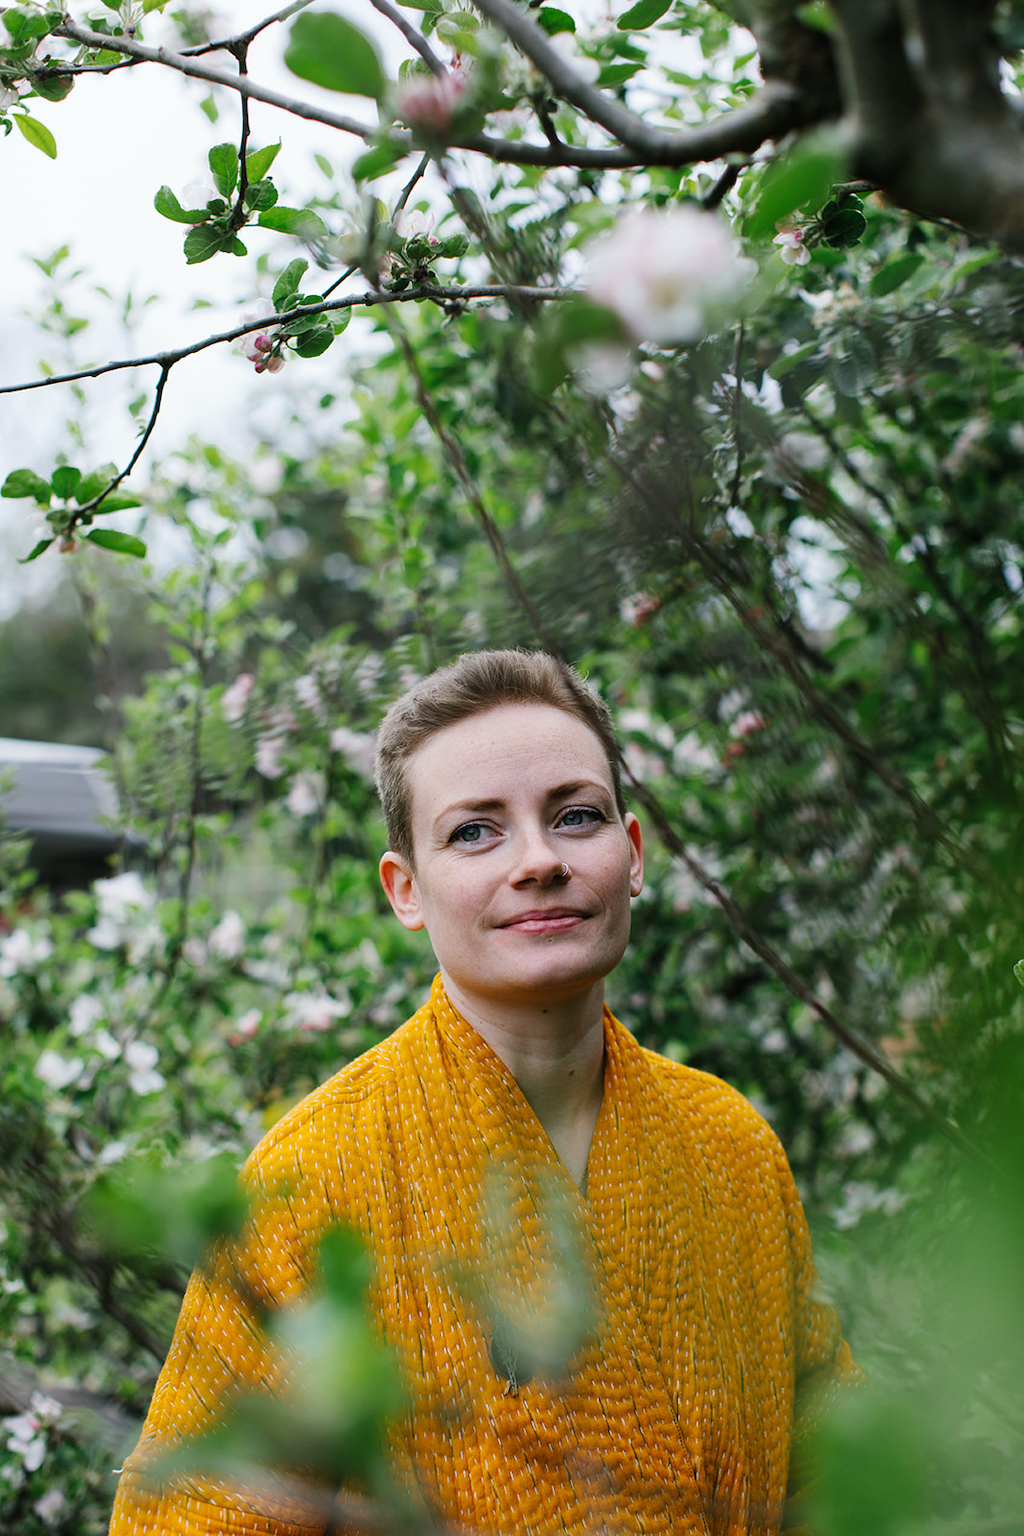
top-left (586, 206), bottom-right (755, 345)
top-left (293, 673), bottom-right (325, 719)
top-left (228, 1007), bottom-right (262, 1044)
top-left (221, 673), bottom-right (254, 723)
top-left (393, 208), bottom-right (436, 242)
top-left (286, 771), bottom-right (325, 818)
top-left (209, 910), bottom-right (246, 960)
top-left (182, 180), bottom-right (218, 209)
top-left (255, 732), bottom-right (288, 779)
top-left (773, 227), bottom-right (811, 266)
top-left (0, 928), bottom-right (53, 977)
top-left (68, 993), bottom-right (105, 1037)
top-left (34, 1487), bottom-right (66, 1524)
top-left (35, 1050), bottom-right (84, 1092)
top-left (124, 1040), bottom-right (165, 1096)
top-left (91, 1028), bottom-right (122, 1062)
top-left (329, 725), bottom-right (377, 779)
top-left (282, 990), bottom-right (352, 1033)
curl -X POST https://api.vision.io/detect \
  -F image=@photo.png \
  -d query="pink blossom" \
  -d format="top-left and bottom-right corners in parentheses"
top-left (731, 710), bottom-right (766, 738)
top-left (396, 72), bottom-right (466, 136)
top-left (221, 673), bottom-right (254, 723)
top-left (773, 227), bottom-right (811, 266)
top-left (239, 299), bottom-right (285, 375)
top-left (228, 1007), bottom-right (262, 1046)
top-left (586, 207), bottom-right (754, 346)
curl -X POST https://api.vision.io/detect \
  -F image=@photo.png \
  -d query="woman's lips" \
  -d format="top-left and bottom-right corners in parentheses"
top-left (498, 909), bottom-right (588, 933)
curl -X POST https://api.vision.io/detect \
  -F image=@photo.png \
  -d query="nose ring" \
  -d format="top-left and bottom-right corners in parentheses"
top-left (558, 862), bottom-right (571, 881)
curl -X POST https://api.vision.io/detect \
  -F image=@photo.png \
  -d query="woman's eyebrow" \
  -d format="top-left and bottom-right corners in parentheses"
top-left (432, 797), bottom-right (506, 831)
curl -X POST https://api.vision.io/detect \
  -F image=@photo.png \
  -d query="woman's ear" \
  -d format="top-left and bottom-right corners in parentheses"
top-left (625, 813), bottom-right (644, 897)
top-left (379, 851), bottom-right (426, 931)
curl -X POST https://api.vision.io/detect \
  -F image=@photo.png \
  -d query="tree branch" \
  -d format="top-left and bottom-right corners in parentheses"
top-left (48, 19), bottom-right (803, 172)
top-left (368, 0), bottom-right (447, 77)
top-left (177, 0), bottom-right (316, 57)
top-left (471, 0), bottom-right (802, 161)
top-left (0, 284), bottom-right (569, 396)
top-left (52, 21), bottom-right (379, 140)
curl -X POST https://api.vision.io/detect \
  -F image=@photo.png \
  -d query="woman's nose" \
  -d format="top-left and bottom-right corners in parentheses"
top-left (509, 829), bottom-right (565, 886)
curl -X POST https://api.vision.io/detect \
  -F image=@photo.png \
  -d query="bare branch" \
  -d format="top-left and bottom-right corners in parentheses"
top-left (73, 366), bottom-right (171, 520)
top-left (368, 0), bottom-right (447, 77)
top-left (52, 20), bottom-right (379, 140)
top-left (459, 86), bottom-right (805, 166)
top-left (178, 0), bottom-right (315, 56)
top-left (0, 285), bottom-right (569, 397)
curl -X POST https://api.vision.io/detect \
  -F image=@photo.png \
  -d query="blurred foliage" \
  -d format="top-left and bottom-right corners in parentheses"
top-left (1, 3), bottom-right (1024, 1533)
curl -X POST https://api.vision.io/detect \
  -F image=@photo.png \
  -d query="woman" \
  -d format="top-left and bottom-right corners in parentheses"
top-left (109, 649), bottom-right (858, 1536)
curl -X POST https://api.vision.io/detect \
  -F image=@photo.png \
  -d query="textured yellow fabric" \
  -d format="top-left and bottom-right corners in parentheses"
top-left (109, 976), bottom-right (859, 1536)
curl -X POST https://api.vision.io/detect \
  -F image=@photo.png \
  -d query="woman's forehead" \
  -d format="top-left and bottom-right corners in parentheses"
top-left (406, 704), bottom-right (614, 819)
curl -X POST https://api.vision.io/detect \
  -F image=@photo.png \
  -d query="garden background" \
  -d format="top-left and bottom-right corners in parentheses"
top-left (1, 0), bottom-right (1023, 1531)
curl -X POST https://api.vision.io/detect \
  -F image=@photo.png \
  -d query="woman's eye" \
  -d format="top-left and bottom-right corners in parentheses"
top-left (558, 806), bottom-right (604, 828)
top-left (450, 822), bottom-right (490, 845)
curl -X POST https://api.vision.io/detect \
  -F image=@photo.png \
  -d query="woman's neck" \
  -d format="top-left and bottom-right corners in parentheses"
top-left (440, 973), bottom-right (606, 1190)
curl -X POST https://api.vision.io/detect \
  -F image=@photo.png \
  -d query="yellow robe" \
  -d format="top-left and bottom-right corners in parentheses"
top-left (109, 977), bottom-right (858, 1536)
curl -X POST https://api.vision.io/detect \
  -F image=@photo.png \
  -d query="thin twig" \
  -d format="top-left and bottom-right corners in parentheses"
top-left (53, 21), bottom-right (379, 139)
top-left (71, 365), bottom-right (171, 519)
top-left (0, 284), bottom-right (569, 396)
top-left (395, 152), bottom-right (432, 214)
top-left (178, 0), bottom-right (315, 56)
top-left (368, 0), bottom-right (447, 76)
top-left (231, 42), bottom-right (252, 230)
top-left (386, 315), bottom-right (564, 657)
top-left (729, 321), bottom-right (745, 509)
top-left (48, 20), bottom-right (806, 171)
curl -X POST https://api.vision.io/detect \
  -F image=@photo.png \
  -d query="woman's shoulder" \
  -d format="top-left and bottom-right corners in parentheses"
top-left (242, 1010), bottom-right (423, 1180)
top-left (635, 1039), bottom-right (785, 1154)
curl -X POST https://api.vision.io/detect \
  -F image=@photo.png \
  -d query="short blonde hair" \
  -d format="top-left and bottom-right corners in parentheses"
top-left (375, 650), bottom-right (626, 866)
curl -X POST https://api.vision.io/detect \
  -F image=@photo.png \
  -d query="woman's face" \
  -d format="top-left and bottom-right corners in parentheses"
top-left (379, 703), bottom-right (643, 1018)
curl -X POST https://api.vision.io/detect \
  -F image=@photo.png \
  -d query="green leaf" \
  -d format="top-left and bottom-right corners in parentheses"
top-left (1014, 959), bottom-right (1024, 989)
top-left (32, 73), bottom-right (75, 103)
top-left (19, 537), bottom-right (55, 563)
top-left (154, 185), bottom-right (211, 224)
top-left (315, 153), bottom-right (333, 178)
top-left (199, 93), bottom-right (219, 123)
top-left (14, 113), bottom-right (57, 159)
top-left (85, 529), bottom-right (147, 557)
top-left (244, 178), bottom-right (279, 212)
top-left (2, 468), bottom-right (52, 504)
top-left (435, 233), bottom-right (469, 259)
top-left (273, 258), bottom-right (309, 308)
top-left (285, 11), bottom-right (386, 100)
top-left (352, 139), bottom-right (407, 183)
top-left (870, 252), bottom-right (925, 298)
top-left (597, 61), bottom-right (640, 85)
top-left (92, 493), bottom-right (143, 512)
top-left (830, 332), bottom-right (876, 397)
top-left (820, 197), bottom-right (867, 248)
top-left (768, 340), bottom-right (820, 380)
top-left (745, 131), bottom-right (848, 241)
top-left (245, 141), bottom-right (282, 181)
top-left (183, 224), bottom-right (229, 264)
top-left (294, 327), bottom-right (336, 358)
top-left (50, 465), bottom-right (81, 499)
top-left (208, 142), bottom-right (238, 198)
top-left (617, 0), bottom-right (670, 29)
top-left (257, 207), bottom-right (328, 239)
top-left (537, 6), bottom-right (576, 32)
